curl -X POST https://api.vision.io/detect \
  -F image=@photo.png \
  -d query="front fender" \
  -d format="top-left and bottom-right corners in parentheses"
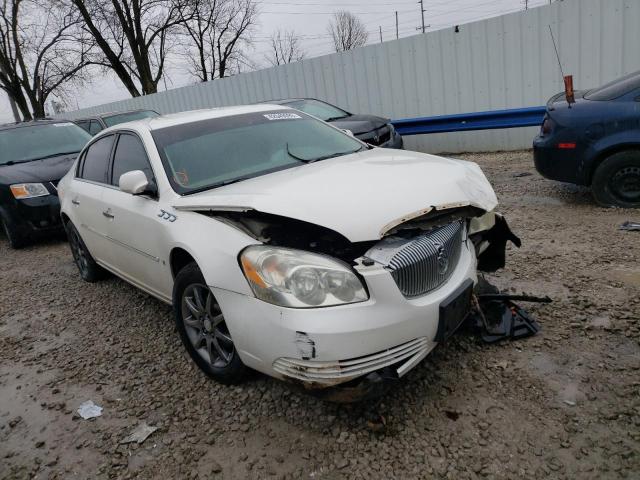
top-left (170, 210), bottom-right (257, 297)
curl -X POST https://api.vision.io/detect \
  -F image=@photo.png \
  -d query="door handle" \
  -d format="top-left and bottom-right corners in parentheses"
top-left (102, 209), bottom-right (114, 219)
top-left (71, 199), bottom-right (80, 206)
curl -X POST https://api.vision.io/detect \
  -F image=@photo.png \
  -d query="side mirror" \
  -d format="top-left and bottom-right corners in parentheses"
top-left (119, 170), bottom-right (149, 195)
top-left (342, 129), bottom-right (355, 137)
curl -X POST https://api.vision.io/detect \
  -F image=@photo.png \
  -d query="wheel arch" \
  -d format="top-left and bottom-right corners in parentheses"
top-left (587, 143), bottom-right (640, 184)
top-left (169, 247), bottom-right (198, 279)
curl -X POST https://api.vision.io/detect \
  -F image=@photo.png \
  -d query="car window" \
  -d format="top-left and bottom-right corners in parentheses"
top-left (79, 135), bottom-right (115, 184)
top-left (152, 110), bottom-right (364, 195)
top-left (76, 120), bottom-right (90, 133)
top-left (89, 120), bottom-right (103, 135)
top-left (584, 71), bottom-right (640, 100)
top-left (103, 110), bottom-right (160, 127)
top-left (0, 122), bottom-right (90, 165)
top-left (283, 99), bottom-right (349, 122)
top-left (111, 134), bottom-right (154, 187)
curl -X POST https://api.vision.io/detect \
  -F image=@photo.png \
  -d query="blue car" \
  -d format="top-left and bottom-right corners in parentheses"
top-left (533, 71), bottom-right (640, 208)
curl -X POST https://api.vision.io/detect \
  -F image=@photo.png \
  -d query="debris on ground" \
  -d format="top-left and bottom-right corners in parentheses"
top-left (76, 400), bottom-right (103, 419)
top-left (513, 172), bottom-right (533, 178)
top-left (120, 422), bottom-right (158, 444)
top-left (619, 221), bottom-right (640, 231)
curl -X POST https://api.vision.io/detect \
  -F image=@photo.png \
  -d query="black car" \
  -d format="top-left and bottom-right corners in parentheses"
top-left (73, 109), bottom-right (160, 136)
top-left (0, 120), bottom-right (91, 248)
top-left (264, 98), bottom-right (403, 149)
top-left (533, 71), bottom-right (640, 208)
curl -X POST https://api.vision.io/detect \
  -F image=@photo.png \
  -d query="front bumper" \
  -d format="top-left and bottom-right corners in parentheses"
top-left (212, 239), bottom-right (476, 391)
top-left (1, 193), bottom-right (63, 237)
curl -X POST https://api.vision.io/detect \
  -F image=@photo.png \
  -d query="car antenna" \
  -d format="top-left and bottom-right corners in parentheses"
top-left (548, 25), bottom-right (575, 107)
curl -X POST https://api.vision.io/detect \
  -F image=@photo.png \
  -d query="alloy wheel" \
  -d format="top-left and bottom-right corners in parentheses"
top-left (69, 227), bottom-right (90, 276)
top-left (610, 165), bottom-right (640, 204)
top-left (181, 284), bottom-right (234, 368)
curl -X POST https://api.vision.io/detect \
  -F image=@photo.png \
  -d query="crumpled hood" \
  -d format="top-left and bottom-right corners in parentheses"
top-left (0, 155), bottom-right (77, 185)
top-left (173, 149), bottom-right (498, 242)
top-left (330, 114), bottom-right (389, 135)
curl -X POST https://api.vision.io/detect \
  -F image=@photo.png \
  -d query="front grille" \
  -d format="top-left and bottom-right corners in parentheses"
top-left (273, 337), bottom-right (430, 385)
top-left (388, 221), bottom-right (464, 298)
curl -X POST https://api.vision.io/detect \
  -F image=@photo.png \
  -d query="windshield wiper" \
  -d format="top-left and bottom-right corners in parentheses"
top-left (324, 115), bottom-right (349, 122)
top-left (31, 150), bottom-right (80, 161)
top-left (0, 159), bottom-right (36, 167)
top-left (286, 143), bottom-right (365, 164)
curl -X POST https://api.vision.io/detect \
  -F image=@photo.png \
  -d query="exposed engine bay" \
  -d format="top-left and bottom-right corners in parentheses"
top-left (202, 205), bottom-right (521, 272)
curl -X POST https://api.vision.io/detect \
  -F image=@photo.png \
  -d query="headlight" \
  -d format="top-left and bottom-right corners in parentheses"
top-left (240, 246), bottom-right (368, 308)
top-left (10, 183), bottom-right (49, 199)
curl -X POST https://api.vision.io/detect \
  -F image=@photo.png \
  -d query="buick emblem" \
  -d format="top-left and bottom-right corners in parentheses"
top-left (435, 242), bottom-right (449, 275)
top-left (373, 134), bottom-right (380, 143)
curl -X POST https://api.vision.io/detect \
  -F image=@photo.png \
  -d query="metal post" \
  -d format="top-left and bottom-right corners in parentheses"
top-left (419, 0), bottom-right (426, 33)
top-left (379, 25), bottom-right (383, 43)
top-left (395, 11), bottom-right (399, 39)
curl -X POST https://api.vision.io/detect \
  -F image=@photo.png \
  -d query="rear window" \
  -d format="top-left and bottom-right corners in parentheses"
top-left (0, 123), bottom-right (91, 165)
top-left (584, 71), bottom-right (640, 101)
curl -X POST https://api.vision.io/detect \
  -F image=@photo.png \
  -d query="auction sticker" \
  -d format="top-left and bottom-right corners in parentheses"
top-left (263, 113), bottom-right (302, 120)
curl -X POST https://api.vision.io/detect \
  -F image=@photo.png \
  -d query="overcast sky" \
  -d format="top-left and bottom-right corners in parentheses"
top-left (0, 0), bottom-right (551, 123)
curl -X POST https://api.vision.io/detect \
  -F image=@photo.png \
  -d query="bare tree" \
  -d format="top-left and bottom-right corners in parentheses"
top-left (266, 29), bottom-right (304, 66)
top-left (327, 10), bottom-right (368, 52)
top-left (0, 0), bottom-right (94, 119)
top-left (179, 0), bottom-right (256, 82)
top-left (71, 0), bottom-right (188, 96)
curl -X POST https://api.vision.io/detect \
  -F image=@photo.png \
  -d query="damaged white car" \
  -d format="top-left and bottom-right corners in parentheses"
top-left (58, 105), bottom-right (519, 401)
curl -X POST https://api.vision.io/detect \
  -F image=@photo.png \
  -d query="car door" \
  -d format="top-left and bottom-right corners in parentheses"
top-left (100, 132), bottom-right (172, 301)
top-left (70, 134), bottom-right (116, 261)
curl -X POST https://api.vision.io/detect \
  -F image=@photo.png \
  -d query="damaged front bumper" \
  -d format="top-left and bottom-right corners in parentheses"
top-left (211, 235), bottom-right (479, 400)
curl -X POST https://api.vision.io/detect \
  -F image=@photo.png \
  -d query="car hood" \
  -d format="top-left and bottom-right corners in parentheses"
top-left (330, 114), bottom-right (389, 135)
top-left (173, 149), bottom-right (498, 242)
top-left (0, 154), bottom-right (77, 185)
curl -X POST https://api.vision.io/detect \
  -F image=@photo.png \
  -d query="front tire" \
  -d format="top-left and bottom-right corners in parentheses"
top-left (1, 216), bottom-right (27, 249)
top-left (64, 221), bottom-right (105, 282)
top-left (173, 262), bottom-right (247, 384)
top-left (592, 151), bottom-right (640, 208)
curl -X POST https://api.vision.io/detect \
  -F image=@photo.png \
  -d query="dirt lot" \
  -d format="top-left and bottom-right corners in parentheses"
top-left (1, 150), bottom-right (639, 480)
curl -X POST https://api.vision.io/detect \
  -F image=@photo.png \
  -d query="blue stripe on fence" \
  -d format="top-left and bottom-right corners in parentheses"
top-left (391, 106), bottom-right (546, 136)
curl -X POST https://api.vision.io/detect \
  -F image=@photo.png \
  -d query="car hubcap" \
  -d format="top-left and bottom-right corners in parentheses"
top-left (610, 166), bottom-right (640, 204)
top-left (181, 284), bottom-right (234, 368)
top-left (69, 228), bottom-right (89, 275)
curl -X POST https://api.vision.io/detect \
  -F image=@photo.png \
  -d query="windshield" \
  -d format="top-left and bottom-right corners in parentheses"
top-left (282, 99), bottom-right (349, 121)
top-left (103, 110), bottom-right (159, 127)
top-left (0, 122), bottom-right (91, 165)
top-left (584, 71), bottom-right (640, 101)
top-left (152, 110), bottom-right (365, 194)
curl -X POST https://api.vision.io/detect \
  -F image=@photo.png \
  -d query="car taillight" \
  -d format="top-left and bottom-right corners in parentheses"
top-left (541, 117), bottom-right (554, 135)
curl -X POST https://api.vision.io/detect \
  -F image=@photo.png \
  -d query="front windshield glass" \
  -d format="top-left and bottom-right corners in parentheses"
top-left (0, 123), bottom-right (91, 165)
top-left (283, 99), bottom-right (349, 121)
top-left (152, 110), bottom-right (365, 195)
top-left (103, 110), bottom-right (159, 127)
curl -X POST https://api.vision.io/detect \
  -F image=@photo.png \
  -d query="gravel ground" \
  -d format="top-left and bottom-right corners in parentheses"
top-left (1, 150), bottom-right (639, 480)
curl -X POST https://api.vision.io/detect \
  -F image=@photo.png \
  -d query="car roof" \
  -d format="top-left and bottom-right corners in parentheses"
top-left (0, 119), bottom-right (73, 132)
top-left (75, 109), bottom-right (159, 121)
top-left (99, 104), bottom-right (291, 132)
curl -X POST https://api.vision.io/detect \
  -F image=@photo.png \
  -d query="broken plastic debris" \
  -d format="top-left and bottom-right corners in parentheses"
top-left (77, 400), bottom-right (103, 419)
top-left (619, 221), bottom-right (640, 232)
top-left (121, 422), bottom-right (158, 444)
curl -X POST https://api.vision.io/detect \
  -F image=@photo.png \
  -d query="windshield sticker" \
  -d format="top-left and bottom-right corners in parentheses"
top-left (53, 123), bottom-right (74, 127)
top-left (263, 113), bottom-right (302, 121)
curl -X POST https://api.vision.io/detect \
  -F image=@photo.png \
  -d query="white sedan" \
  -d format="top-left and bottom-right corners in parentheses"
top-left (58, 105), bottom-right (518, 400)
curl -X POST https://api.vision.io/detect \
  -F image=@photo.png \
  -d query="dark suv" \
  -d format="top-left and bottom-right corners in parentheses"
top-left (0, 120), bottom-right (91, 248)
top-left (73, 109), bottom-right (160, 136)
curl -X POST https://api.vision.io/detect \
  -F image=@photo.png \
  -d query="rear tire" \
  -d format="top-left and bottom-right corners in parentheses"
top-left (1, 216), bottom-right (27, 249)
top-left (592, 151), bottom-right (640, 208)
top-left (173, 262), bottom-right (247, 384)
top-left (64, 221), bottom-right (105, 282)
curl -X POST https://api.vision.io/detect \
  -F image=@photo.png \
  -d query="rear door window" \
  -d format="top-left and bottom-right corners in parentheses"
top-left (110, 134), bottom-right (154, 187)
top-left (79, 135), bottom-right (115, 184)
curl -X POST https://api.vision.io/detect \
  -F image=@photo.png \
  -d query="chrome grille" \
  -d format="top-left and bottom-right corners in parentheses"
top-left (388, 221), bottom-right (464, 298)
